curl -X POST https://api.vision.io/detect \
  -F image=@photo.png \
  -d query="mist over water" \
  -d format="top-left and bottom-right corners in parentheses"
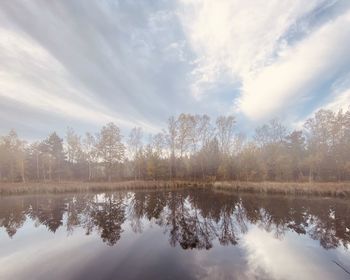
top-left (0, 188), bottom-right (349, 280)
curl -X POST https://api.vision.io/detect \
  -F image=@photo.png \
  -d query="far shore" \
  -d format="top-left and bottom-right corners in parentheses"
top-left (1, 180), bottom-right (350, 198)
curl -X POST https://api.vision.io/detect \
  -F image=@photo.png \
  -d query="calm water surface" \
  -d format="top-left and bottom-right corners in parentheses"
top-left (0, 188), bottom-right (349, 280)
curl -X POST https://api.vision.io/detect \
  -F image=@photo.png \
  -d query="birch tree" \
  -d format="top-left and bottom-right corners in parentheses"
top-left (98, 123), bottom-right (125, 182)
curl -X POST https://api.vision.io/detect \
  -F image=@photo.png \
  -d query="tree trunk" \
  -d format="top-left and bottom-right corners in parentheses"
top-left (43, 162), bottom-right (46, 181)
top-left (138, 163), bottom-right (141, 180)
top-left (134, 162), bottom-right (137, 181)
top-left (88, 161), bottom-right (92, 181)
top-left (21, 159), bottom-right (25, 183)
top-left (36, 153), bottom-right (39, 180)
top-left (309, 167), bottom-right (313, 183)
top-left (49, 158), bottom-right (52, 181)
top-left (58, 159), bottom-right (61, 183)
top-left (10, 159), bottom-right (14, 183)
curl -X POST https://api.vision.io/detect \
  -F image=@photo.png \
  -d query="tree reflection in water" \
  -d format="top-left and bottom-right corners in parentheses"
top-left (0, 188), bottom-right (349, 250)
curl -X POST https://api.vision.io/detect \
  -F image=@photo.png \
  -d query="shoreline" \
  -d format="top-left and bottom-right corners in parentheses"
top-left (0, 180), bottom-right (350, 198)
top-left (212, 181), bottom-right (350, 198)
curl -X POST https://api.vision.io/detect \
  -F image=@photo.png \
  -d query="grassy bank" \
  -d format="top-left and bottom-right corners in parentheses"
top-left (0, 180), bottom-right (350, 198)
top-left (0, 181), bottom-right (199, 196)
top-left (212, 181), bottom-right (350, 198)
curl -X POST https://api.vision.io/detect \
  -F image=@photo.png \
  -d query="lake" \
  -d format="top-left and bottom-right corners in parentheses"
top-left (0, 188), bottom-right (349, 280)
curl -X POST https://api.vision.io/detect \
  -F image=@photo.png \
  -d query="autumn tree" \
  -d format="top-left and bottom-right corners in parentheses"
top-left (216, 115), bottom-right (235, 155)
top-left (254, 119), bottom-right (288, 180)
top-left (166, 116), bottom-right (178, 180)
top-left (26, 142), bottom-right (41, 181)
top-left (82, 132), bottom-right (98, 181)
top-left (304, 109), bottom-right (350, 181)
top-left (65, 127), bottom-right (83, 179)
top-left (285, 130), bottom-right (306, 180)
top-left (216, 115), bottom-right (235, 179)
top-left (0, 130), bottom-right (27, 182)
top-left (98, 123), bottom-right (125, 182)
top-left (43, 132), bottom-right (65, 182)
top-left (66, 127), bottom-right (82, 164)
top-left (1, 107), bottom-right (349, 183)
top-left (128, 127), bottom-right (143, 180)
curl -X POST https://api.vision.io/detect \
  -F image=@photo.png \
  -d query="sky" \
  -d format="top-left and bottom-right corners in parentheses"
top-left (1, 0), bottom-right (350, 139)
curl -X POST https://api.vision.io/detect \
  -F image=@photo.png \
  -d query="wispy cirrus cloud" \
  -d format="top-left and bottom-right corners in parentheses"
top-left (178, 0), bottom-right (350, 121)
top-left (0, 28), bottom-right (118, 124)
top-left (178, 0), bottom-right (327, 95)
top-left (0, 1), bottom-right (190, 137)
top-left (0, 0), bottom-right (349, 138)
top-left (239, 9), bottom-right (350, 120)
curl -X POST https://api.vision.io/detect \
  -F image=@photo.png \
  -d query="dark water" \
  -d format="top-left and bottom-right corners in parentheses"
top-left (0, 188), bottom-right (350, 280)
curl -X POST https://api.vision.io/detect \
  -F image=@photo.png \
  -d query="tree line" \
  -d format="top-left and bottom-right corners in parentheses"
top-left (0, 107), bottom-right (349, 183)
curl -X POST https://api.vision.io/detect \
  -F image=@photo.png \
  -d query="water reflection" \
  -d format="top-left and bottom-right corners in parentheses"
top-left (1, 188), bottom-right (349, 250)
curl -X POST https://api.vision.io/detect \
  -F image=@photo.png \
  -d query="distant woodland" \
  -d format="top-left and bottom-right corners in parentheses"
top-left (0, 108), bottom-right (350, 183)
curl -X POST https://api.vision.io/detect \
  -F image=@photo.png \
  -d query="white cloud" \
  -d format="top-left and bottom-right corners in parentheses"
top-left (0, 27), bottom-right (160, 133)
top-left (179, 0), bottom-right (326, 96)
top-left (242, 226), bottom-right (340, 280)
top-left (322, 77), bottom-right (350, 112)
top-left (178, 0), bottom-right (350, 120)
top-left (239, 10), bottom-right (350, 120)
top-left (1, 0), bottom-right (349, 137)
top-left (293, 76), bottom-right (350, 128)
top-left (324, 89), bottom-right (350, 111)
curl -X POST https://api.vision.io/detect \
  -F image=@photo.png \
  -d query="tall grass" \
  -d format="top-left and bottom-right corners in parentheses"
top-left (0, 180), bottom-right (349, 198)
top-left (212, 181), bottom-right (350, 198)
top-left (0, 180), bottom-right (196, 196)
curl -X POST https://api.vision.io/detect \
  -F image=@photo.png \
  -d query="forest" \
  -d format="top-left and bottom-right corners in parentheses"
top-left (0, 108), bottom-right (349, 183)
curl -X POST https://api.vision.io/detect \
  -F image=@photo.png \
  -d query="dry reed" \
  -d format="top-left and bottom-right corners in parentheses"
top-left (0, 180), bottom-right (194, 196)
top-left (0, 180), bottom-right (349, 198)
top-left (212, 181), bottom-right (350, 198)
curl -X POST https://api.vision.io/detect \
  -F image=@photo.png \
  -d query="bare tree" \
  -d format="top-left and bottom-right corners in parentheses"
top-left (1, 107), bottom-right (350, 183)
top-left (66, 127), bottom-right (82, 164)
top-left (128, 127), bottom-right (143, 180)
top-left (83, 132), bottom-right (98, 181)
top-left (166, 116), bottom-right (178, 180)
top-left (97, 123), bottom-right (125, 182)
top-left (216, 115), bottom-right (235, 155)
